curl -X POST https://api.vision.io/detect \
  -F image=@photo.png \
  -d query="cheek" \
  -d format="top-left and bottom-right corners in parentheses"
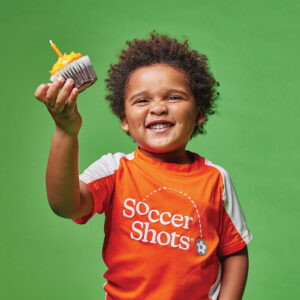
top-left (177, 107), bottom-right (197, 126)
top-left (125, 109), bottom-right (145, 129)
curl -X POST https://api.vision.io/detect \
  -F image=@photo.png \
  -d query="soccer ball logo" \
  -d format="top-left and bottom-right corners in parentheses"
top-left (195, 239), bottom-right (207, 256)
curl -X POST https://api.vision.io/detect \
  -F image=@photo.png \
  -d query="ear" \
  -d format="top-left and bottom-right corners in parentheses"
top-left (120, 114), bottom-right (129, 133)
top-left (196, 109), bottom-right (206, 126)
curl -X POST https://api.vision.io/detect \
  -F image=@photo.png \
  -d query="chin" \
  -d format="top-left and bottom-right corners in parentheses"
top-left (140, 143), bottom-right (181, 154)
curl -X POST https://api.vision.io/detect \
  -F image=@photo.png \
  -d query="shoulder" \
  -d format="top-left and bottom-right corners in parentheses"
top-left (203, 158), bottom-right (231, 181)
top-left (203, 158), bottom-right (239, 207)
top-left (199, 157), bottom-right (236, 199)
top-left (80, 152), bottom-right (135, 184)
top-left (97, 152), bottom-right (135, 169)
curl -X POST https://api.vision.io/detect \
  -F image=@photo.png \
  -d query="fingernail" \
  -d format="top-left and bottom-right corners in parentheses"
top-left (73, 87), bottom-right (79, 94)
top-left (66, 78), bottom-right (73, 85)
top-left (58, 76), bottom-right (65, 83)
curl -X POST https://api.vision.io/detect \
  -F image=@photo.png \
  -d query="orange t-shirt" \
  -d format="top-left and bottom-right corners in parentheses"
top-left (73, 147), bottom-right (252, 300)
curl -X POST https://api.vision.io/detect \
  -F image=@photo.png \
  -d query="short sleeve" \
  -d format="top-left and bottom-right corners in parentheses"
top-left (218, 169), bottom-right (253, 257)
top-left (72, 176), bottom-right (115, 224)
top-left (72, 153), bottom-right (127, 224)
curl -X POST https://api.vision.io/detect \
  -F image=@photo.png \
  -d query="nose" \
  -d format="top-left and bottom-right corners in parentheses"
top-left (149, 101), bottom-right (168, 115)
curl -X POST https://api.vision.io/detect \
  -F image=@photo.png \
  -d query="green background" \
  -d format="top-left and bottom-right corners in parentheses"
top-left (1, 0), bottom-right (299, 298)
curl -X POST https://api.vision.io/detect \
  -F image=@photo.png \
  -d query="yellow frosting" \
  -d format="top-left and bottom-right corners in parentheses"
top-left (50, 52), bottom-right (82, 75)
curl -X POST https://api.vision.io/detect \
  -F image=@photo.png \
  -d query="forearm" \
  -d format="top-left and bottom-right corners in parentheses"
top-left (35, 79), bottom-right (93, 218)
top-left (46, 127), bottom-right (81, 218)
top-left (218, 247), bottom-right (249, 300)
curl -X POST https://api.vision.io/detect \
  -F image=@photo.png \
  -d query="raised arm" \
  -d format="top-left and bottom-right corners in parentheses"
top-left (218, 246), bottom-right (249, 300)
top-left (34, 78), bottom-right (93, 219)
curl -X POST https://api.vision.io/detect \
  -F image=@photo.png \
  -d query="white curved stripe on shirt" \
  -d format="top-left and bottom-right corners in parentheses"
top-left (208, 263), bottom-right (222, 299)
top-left (79, 152), bottom-right (134, 183)
top-left (204, 159), bottom-right (253, 245)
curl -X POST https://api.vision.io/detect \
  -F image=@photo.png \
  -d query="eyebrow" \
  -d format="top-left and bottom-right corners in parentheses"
top-left (129, 89), bottom-right (190, 102)
top-left (167, 89), bottom-right (190, 98)
top-left (129, 91), bottom-right (148, 102)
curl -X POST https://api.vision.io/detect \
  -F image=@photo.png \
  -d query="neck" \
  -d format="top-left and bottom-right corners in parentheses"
top-left (139, 147), bottom-right (193, 164)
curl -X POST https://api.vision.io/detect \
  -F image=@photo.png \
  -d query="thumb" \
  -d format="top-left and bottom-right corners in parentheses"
top-left (34, 83), bottom-right (50, 104)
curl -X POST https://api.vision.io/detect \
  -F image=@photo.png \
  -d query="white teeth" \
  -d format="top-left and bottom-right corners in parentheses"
top-left (150, 123), bottom-right (172, 130)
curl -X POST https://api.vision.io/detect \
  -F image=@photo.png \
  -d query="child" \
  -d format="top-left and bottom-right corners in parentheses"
top-left (35, 33), bottom-right (253, 300)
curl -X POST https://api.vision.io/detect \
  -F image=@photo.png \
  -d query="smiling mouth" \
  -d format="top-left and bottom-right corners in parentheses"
top-left (146, 122), bottom-right (174, 132)
top-left (149, 123), bottom-right (173, 130)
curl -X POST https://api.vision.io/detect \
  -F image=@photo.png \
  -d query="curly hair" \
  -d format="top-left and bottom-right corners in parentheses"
top-left (105, 32), bottom-right (219, 137)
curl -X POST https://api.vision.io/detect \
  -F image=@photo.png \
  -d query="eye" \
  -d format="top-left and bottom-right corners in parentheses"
top-left (168, 95), bottom-right (181, 101)
top-left (134, 98), bottom-right (149, 104)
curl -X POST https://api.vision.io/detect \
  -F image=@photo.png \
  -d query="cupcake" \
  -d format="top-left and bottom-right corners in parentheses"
top-left (49, 40), bottom-right (97, 92)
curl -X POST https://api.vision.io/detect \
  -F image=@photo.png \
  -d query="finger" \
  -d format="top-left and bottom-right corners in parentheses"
top-left (46, 77), bottom-right (65, 108)
top-left (34, 83), bottom-right (50, 103)
top-left (65, 87), bottom-right (79, 112)
top-left (54, 78), bottom-right (75, 113)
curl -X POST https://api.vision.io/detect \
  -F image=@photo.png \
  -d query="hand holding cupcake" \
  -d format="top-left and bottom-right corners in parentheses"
top-left (34, 41), bottom-right (97, 135)
top-left (34, 77), bottom-right (82, 136)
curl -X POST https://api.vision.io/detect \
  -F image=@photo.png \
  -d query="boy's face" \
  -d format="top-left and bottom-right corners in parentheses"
top-left (121, 63), bottom-right (205, 158)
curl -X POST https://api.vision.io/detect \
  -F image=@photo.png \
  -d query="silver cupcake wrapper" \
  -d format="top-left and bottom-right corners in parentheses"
top-left (50, 56), bottom-right (97, 92)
